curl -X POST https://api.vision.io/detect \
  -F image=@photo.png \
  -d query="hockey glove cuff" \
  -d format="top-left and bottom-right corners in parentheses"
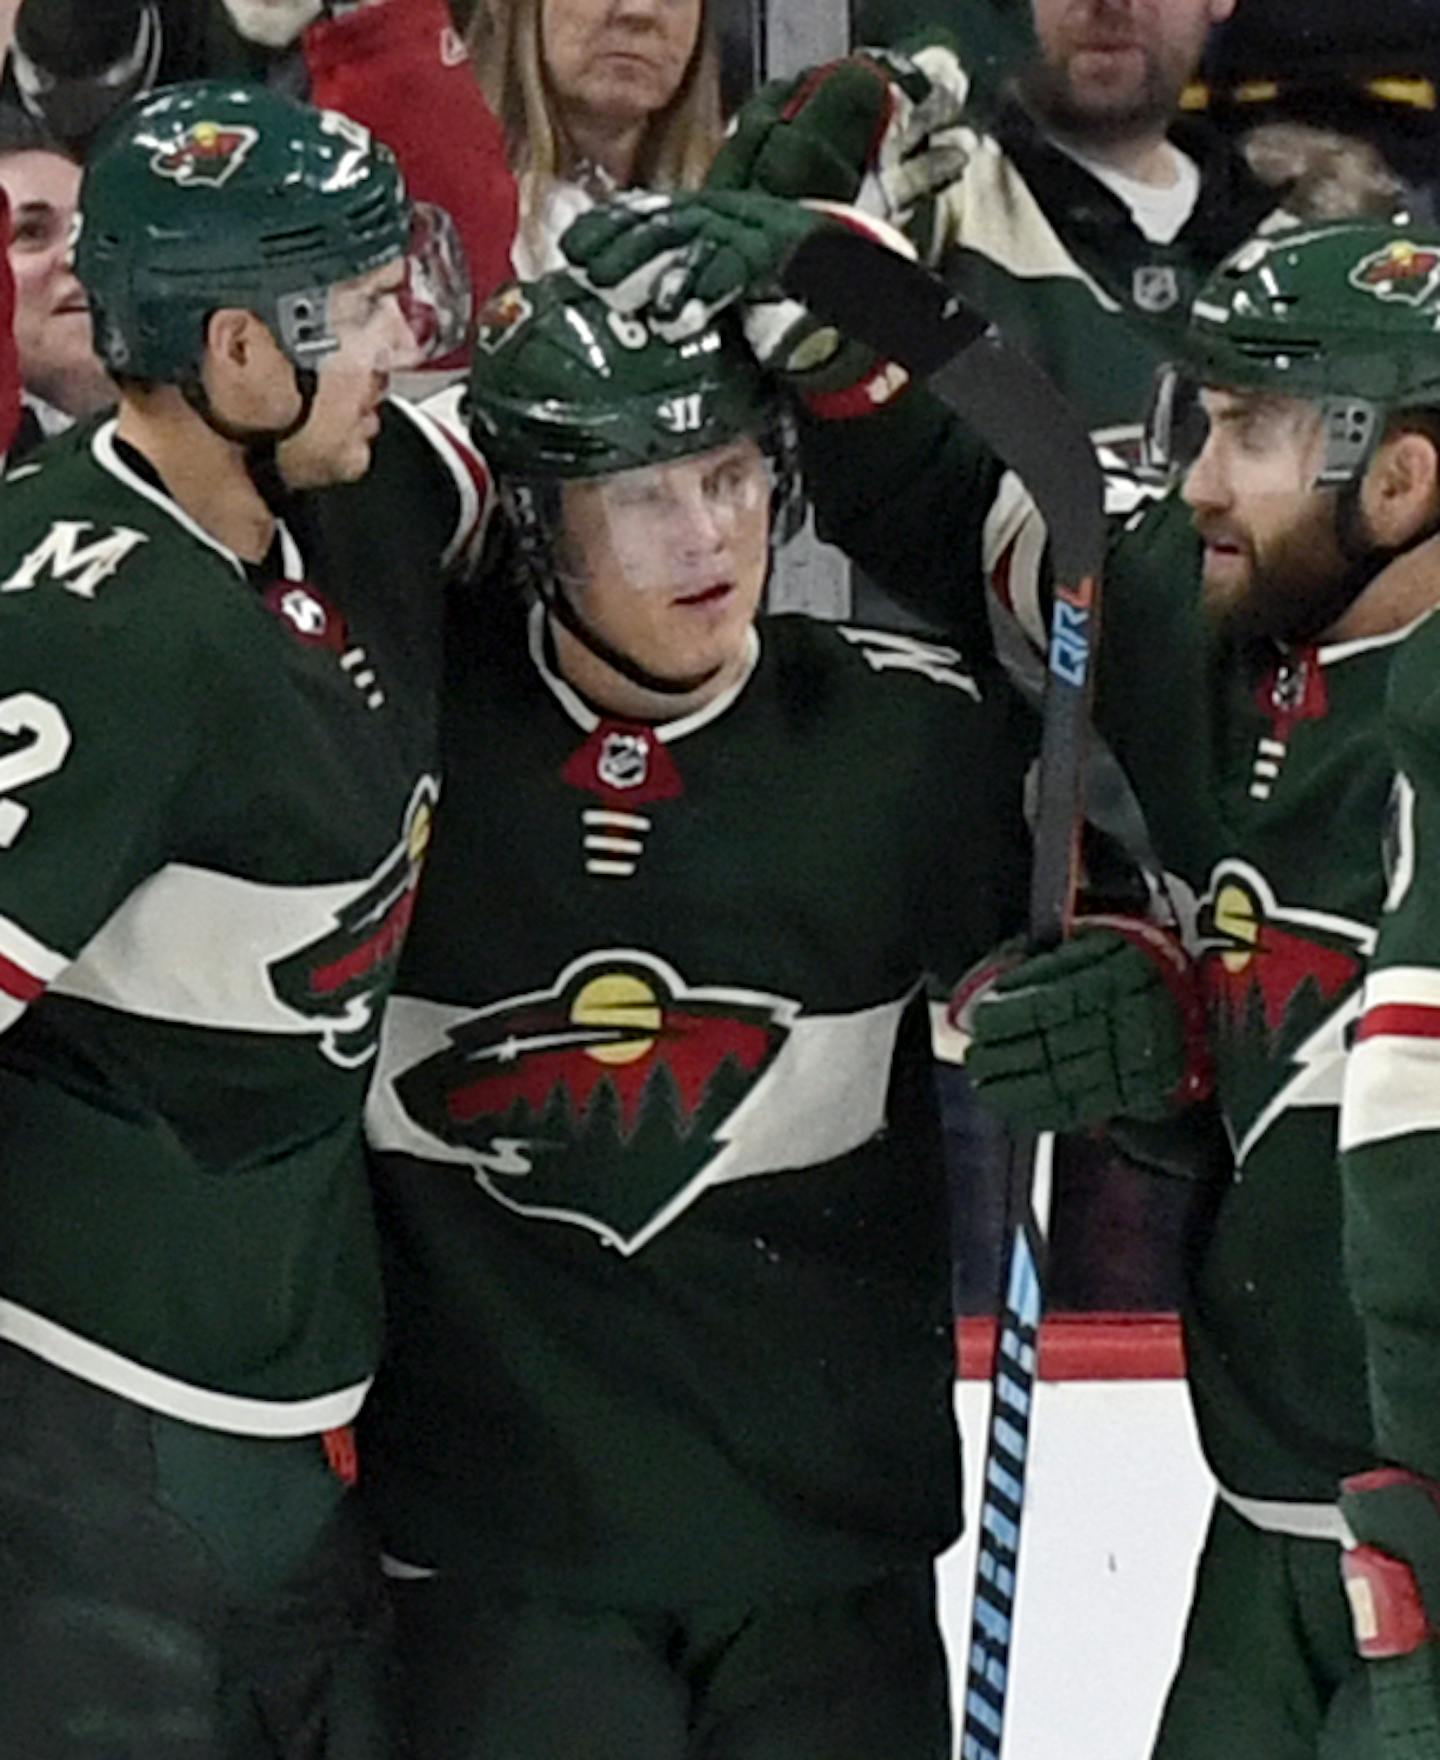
top-left (952, 915), bottom-right (1214, 1133)
top-left (1342, 1470), bottom-right (1440, 1662)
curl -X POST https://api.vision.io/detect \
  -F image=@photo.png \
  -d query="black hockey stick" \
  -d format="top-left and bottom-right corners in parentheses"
top-left (782, 231), bottom-right (1106, 1760)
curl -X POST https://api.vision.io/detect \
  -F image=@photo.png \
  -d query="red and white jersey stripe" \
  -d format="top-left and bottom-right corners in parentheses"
top-left (0, 909), bottom-right (66, 1035)
top-left (399, 387), bottom-right (494, 572)
top-left (1339, 966), bottom-right (1440, 1151)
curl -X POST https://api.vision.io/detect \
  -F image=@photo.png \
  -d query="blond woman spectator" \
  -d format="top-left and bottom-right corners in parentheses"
top-left (469, 0), bottom-right (721, 276)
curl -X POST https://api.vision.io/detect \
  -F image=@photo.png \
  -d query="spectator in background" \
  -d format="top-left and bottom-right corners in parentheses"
top-left (0, 0), bottom-right (519, 314)
top-left (0, 115), bottom-right (112, 458)
top-left (468, 0), bottom-right (722, 275)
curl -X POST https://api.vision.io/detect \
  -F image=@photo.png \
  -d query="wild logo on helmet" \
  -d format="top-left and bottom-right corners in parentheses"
top-left (150, 120), bottom-right (259, 189)
top-left (1349, 241), bottom-right (1440, 308)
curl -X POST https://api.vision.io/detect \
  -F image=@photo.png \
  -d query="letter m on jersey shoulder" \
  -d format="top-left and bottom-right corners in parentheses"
top-left (1, 521), bottom-right (148, 601)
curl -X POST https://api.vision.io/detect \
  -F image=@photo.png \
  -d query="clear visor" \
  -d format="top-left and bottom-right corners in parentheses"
top-left (1143, 365), bottom-right (1381, 490)
top-left (553, 435), bottom-right (775, 597)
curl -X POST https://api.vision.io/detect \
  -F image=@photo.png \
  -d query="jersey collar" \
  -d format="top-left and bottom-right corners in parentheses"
top-left (1316, 615), bottom-right (1431, 667)
top-left (91, 418), bottom-right (305, 582)
top-left (526, 600), bottom-right (760, 743)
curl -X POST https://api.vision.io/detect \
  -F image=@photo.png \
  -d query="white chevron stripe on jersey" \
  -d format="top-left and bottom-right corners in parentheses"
top-left (0, 908), bottom-right (66, 1031)
top-left (0, 1297), bottom-right (370, 1436)
top-left (1340, 967), bottom-right (1440, 1151)
top-left (49, 862), bottom-right (394, 1037)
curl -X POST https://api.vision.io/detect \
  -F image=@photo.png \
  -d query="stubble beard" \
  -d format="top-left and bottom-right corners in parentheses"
top-left (1018, 43), bottom-right (1187, 149)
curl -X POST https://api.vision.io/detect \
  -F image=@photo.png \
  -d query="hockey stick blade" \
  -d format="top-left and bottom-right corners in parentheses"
top-left (785, 230), bottom-right (1107, 1758)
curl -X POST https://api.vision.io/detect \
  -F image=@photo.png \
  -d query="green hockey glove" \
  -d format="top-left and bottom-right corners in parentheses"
top-left (1340, 1469), bottom-right (1440, 1758)
top-left (953, 915), bottom-right (1214, 1133)
top-left (562, 191), bottom-right (915, 417)
top-left (562, 189), bottom-right (826, 333)
top-left (707, 39), bottom-right (973, 266)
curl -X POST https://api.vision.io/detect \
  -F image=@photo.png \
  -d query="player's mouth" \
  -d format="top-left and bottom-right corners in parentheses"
top-left (673, 580), bottom-right (734, 609)
top-left (1201, 539), bottom-right (1252, 583)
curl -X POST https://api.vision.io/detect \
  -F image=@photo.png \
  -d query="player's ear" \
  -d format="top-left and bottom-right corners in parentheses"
top-left (206, 308), bottom-right (249, 368)
top-left (1207, 0), bottom-right (1238, 24)
top-left (1363, 427), bottom-right (1440, 547)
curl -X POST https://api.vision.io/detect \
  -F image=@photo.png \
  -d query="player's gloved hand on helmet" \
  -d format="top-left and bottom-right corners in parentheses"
top-left (562, 191), bottom-right (915, 417)
top-left (952, 916), bottom-right (1214, 1133)
top-left (563, 189), bottom-right (826, 336)
top-left (706, 37), bottom-right (973, 267)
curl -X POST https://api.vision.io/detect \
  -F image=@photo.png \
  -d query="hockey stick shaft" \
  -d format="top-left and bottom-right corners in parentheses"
top-left (782, 232), bottom-right (1106, 1757)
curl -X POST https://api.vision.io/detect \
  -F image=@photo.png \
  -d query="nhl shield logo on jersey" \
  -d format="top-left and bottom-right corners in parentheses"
top-left (267, 778), bottom-right (438, 1067)
top-left (1132, 265), bottom-right (1180, 314)
top-left (394, 950), bottom-right (796, 1252)
top-left (562, 719), bottom-right (684, 809)
top-left (1349, 241), bottom-right (1440, 308)
top-left (262, 581), bottom-right (350, 653)
top-left (597, 731), bottom-right (649, 790)
top-left (150, 121), bottom-right (259, 189)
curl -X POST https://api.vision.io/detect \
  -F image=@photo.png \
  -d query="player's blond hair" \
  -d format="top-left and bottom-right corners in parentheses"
top-left (467, 0), bottom-right (722, 255)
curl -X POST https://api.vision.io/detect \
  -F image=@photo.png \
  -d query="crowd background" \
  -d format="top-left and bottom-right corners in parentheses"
top-left (1, 0), bottom-right (1438, 1321)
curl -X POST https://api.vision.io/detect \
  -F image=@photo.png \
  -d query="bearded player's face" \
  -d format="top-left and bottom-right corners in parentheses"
top-left (557, 435), bottom-right (772, 691)
top-left (1024, 0), bottom-right (1234, 143)
top-left (1181, 388), bottom-right (1356, 646)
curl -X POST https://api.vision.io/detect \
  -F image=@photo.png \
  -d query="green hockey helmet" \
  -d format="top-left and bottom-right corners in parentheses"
top-left (75, 79), bottom-right (411, 384)
top-left (466, 270), bottom-right (804, 694)
top-left (1147, 220), bottom-right (1440, 486)
top-left (468, 272), bottom-right (799, 489)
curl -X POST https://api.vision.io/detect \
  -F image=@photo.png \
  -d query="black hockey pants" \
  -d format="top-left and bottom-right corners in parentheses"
top-left (0, 1340), bottom-right (394, 1759)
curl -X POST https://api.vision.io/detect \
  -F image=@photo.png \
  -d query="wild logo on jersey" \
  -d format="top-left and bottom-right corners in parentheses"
top-left (269, 778), bottom-right (438, 1068)
top-left (1193, 858), bottom-right (1372, 1159)
top-left (395, 950), bottom-right (795, 1250)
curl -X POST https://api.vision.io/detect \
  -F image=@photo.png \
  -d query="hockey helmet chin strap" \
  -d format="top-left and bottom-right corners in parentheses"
top-left (1321, 467), bottom-right (1440, 638)
top-left (179, 359), bottom-right (320, 516)
top-left (545, 579), bottom-right (724, 700)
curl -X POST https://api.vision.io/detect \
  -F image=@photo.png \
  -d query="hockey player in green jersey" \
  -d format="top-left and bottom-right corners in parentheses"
top-left (361, 269), bottom-right (1029, 1760)
top-left (861, 227), bottom-right (1440, 1756)
top-left (0, 80), bottom-right (488, 1760)
top-left (564, 198), bottom-right (1440, 1753)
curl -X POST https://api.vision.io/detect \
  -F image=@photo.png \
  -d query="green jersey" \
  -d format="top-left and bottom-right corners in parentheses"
top-left (363, 598), bottom-right (1027, 1605)
top-left (1340, 608), bottom-right (1440, 1482)
top-left (0, 401), bottom-right (486, 1436)
top-left (805, 391), bottom-right (1397, 1533)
